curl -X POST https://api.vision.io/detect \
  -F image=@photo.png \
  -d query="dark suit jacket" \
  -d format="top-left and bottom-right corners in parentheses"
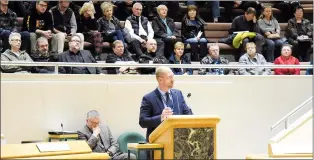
top-left (151, 16), bottom-right (180, 42)
top-left (106, 52), bottom-right (134, 74)
top-left (77, 124), bottom-right (119, 155)
top-left (58, 50), bottom-right (102, 74)
top-left (139, 88), bottom-right (193, 140)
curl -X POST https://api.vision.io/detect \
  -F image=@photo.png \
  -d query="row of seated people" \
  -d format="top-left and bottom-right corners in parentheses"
top-left (5, 1), bottom-right (313, 23)
top-left (1, 0), bottom-right (313, 63)
top-left (1, 32), bottom-right (313, 75)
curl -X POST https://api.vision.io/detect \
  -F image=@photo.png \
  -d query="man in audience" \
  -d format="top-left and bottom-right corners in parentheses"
top-left (139, 39), bottom-right (167, 74)
top-left (152, 4), bottom-right (180, 59)
top-left (58, 34), bottom-right (102, 74)
top-left (31, 37), bottom-right (58, 73)
top-left (199, 44), bottom-right (231, 75)
top-left (139, 66), bottom-right (193, 141)
top-left (274, 44), bottom-right (300, 75)
top-left (286, 5), bottom-right (313, 62)
top-left (229, 7), bottom-right (264, 54)
top-left (106, 40), bottom-right (137, 74)
top-left (78, 110), bottom-right (136, 160)
top-left (50, 0), bottom-right (84, 54)
top-left (1, 32), bottom-right (33, 73)
top-left (22, 1), bottom-right (53, 54)
top-left (0, 0), bottom-right (30, 52)
top-left (124, 2), bottom-right (155, 59)
top-left (238, 42), bottom-right (271, 75)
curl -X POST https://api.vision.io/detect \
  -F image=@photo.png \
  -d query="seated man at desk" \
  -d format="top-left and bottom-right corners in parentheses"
top-left (78, 110), bottom-right (136, 160)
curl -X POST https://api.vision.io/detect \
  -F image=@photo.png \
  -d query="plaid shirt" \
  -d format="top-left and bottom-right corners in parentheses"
top-left (0, 8), bottom-right (18, 32)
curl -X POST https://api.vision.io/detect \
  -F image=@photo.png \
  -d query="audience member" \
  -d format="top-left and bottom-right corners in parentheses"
top-left (274, 44), bottom-right (300, 75)
top-left (22, 1), bottom-right (53, 54)
top-left (186, 1), bottom-right (220, 23)
top-left (77, 2), bottom-right (102, 60)
top-left (125, 2), bottom-right (156, 59)
top-left (106, 40), bottom-right (137, 74)
top-left (97, 2), bottom-right (132, 54)
top-left (229, 7), bottom-right (264, 55)
top-left (286, 5), bottom-right (313, 62)
top-left (273, 1), bottom-right (300, 22)
top-left (0, 0), bottom-right (30, 52)
top-left (7, 1), bottom-right (26, 17)
top-left (181, 5), bottom-right (207, 61)
top-left (139, 39), bottom-right (167, 74)
top-left (258, 5), bottom-right (283, 62)
top-left (168, 42), bottom-right (192, 75)
top-left (78, 110), bottom-right (136, 160)
top-left (221, 1), bottom-right (262, 22)
top-left (238, 42), bottom-right (271, 75)
top-left (58, 34), bottom-right (102, 74)
top-left (152, 5), bottom-right (180, 59)
top-left (199, 44), bottom-right (230, 75)
top-left (1, 32), bottom-right (33, 73)
top-left (50, 0), bottom-right (84, 54)
top-left (114, 0), bottom-right (133, 21)
top-left (30, 37), bottom-right (57, 73)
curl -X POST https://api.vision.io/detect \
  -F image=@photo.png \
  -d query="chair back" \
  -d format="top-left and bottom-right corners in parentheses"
top-left (117, 132), bottom-right (146, 153)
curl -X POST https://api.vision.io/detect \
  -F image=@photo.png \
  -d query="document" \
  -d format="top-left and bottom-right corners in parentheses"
top-left (196, 31), bottom-right (203, 39)
top-left (37, 142), bottom-right (70, 152)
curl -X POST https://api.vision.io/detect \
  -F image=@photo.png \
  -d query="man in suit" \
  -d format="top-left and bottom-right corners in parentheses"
top-left (78, 110), bottom-right (136, 160)
top-left (139, 66), bottom-right (193, 140)
top-left (58, 34), bottom-right (103, 74)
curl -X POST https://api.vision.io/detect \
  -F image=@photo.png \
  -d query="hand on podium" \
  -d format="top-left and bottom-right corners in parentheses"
top-left (161, 107), bottom-right (173, 122)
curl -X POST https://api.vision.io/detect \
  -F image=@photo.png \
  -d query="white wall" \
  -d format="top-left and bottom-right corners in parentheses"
top-left (1, 74), bottom-right (312, 158)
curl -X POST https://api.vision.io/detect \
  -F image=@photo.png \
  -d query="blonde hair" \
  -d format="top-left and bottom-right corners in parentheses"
top-left (79, 2), bottom-right (95, 15)
top-left (246, 42), bottom-right (256, 49)
top-left (100, 2), bottom-right (114, 14)
top-left (174, 42), bottom-right (184, 49)
top-left (259, 5), bottom-right (274, 20)
top-left (156, 5), bottom-right (167, 14)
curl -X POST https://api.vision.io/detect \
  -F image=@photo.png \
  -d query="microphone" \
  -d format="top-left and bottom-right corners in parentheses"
top-left (187, 93), bottom-right (191, 98)
top-left (61, 123), bottom-right (66, 142)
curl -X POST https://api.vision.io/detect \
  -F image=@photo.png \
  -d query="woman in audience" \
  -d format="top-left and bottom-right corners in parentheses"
top-left (77, 2), bottom-right (103, 60)
top-left (168, 42), bottom-right (192, 75)
top-left (181, 5), bottom-right (207, 61)
top-left (258, 5), bottom-right (283, 62)
top-left (274, 44), bottom-right (300, 75)
top-left (97, 2), bottom-right (131, 48)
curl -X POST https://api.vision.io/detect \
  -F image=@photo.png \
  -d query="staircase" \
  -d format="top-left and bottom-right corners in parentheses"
top-left (247, 97), bottom-right (313, 159)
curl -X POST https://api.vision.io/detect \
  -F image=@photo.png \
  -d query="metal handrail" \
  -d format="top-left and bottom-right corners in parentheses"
top-left (271, 96), bottom-right (313, 130)
top-left (1, 61), bottom-right (312, 69)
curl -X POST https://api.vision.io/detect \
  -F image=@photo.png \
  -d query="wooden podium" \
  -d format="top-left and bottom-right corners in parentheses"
top-left (149, 115), bottom-right (220, 159)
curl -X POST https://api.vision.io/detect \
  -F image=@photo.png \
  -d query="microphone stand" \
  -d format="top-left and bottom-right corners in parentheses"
top-left (61, 123), bottom-right (66, 142)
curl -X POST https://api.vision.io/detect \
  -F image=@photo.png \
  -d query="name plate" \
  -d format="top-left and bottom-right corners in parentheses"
top-left (37, 142), bottom-right (70, 152)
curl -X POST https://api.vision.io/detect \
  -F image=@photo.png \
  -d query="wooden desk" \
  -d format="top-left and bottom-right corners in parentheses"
top-left (48, 134), bottom-right (78, 142)
top-left (1, 140), bottom-right (91, 159)
top-left (127, 143), bottom-right (164, 160)
top-left (21, 153), bottom-right (110, 159)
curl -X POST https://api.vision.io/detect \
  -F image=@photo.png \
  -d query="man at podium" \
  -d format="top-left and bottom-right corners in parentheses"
top-left (139, 66), bottom-right (193, 140)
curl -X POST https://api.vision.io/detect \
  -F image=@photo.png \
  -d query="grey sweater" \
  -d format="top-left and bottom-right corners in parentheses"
top-left (258, 18), bottom-right (280, 35)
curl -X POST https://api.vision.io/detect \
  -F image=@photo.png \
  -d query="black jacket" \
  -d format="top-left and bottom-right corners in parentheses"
top-left (106, 52), bottom-right (134, 74)
top-left (168, 54), bottom-right (193, 75)
top-left (30, 50), bottom-right (58, 73)
top-left (229, 15), bottom-right (261, 34)
top-left (58, 50), bottom-right (102, 74)
top-left (22, 6), bottom-right (53, 32)
top-left (286, 17), bottom-right (313, 44)
top-left (181, 15), bottom-right (206, 41)
top-left (77, 15), bottom-right (97, 33)
top-left (139, 52), bottom-right (168, 74)
top-left (151, 16), bottom-right (180, 40)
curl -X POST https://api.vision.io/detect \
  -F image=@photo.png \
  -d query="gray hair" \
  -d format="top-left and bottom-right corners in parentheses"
top-left (9, 32), bottom-right (21, 42)
top-left (71, 33), bottom-right (82, 42)
top-left (36, 36), bottom-right (48, 46)
top-left (281, 44), bottom-right (292, 51)
top-left (155, 66), bottom-right (172, 79)
top-left (86, 110), bottom-right (100, 119)
top-left (157, 5), bottom-right (167, 14)
top-left (208, 43), bottom-right (219, 50)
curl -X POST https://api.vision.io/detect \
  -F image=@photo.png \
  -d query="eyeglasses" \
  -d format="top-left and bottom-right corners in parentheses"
top-left (11, 39), bottom-right (21, 42)
top-left (71, 40), bottom-right (81, 43)
top-left (38, 4), bottom-right (48, 8)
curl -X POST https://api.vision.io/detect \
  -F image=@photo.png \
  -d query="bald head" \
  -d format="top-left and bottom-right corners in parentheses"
top-left (132, 2), bottom-right (142, 16)
top-left (156, 66), bottom-right (174, 91)
top-left (146, 39), bottom-right (157, 53)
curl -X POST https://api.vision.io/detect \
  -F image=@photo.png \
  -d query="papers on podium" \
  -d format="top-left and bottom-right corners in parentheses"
top-left (36, 142), bottom-right (70, 152)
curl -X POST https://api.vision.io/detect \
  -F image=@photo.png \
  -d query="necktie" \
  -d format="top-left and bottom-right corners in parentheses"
top-left (165, 92), bottom-right (174, 109)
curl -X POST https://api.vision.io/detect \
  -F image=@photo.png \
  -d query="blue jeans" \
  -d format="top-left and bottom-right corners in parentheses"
top-left (0, 29), bottom-right (30, 52)
top-left (112, 30), bottom-right (125, 44)
top-left (186, 1), bottom-right (220, 19)
top-left (265, 38), bottom-right (284, 62)
top-left (184, 38), bottom-right (208, 61)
